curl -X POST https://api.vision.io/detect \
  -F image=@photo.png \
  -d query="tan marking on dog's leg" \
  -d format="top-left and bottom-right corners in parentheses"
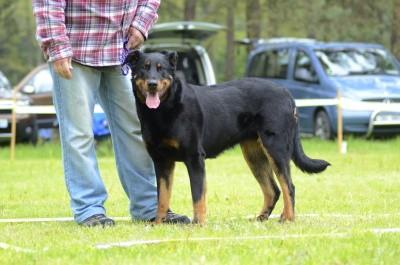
top-left (155, 178), bottom-right (170, 224)
top-left (277, 176), bottom-right (295, 222)
top-left (155, 163), bottom-right (175, 224)
top-left (240, 139), bottom-right (279, 221)
top-left (271, 173), bottom-right (295, 222)
top-left (257, 137), bottom-right (295, 222)
top-left (193, 183), bottom-right (207, 225)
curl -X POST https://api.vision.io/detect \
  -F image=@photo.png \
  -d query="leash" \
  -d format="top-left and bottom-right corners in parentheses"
top-left (120, 38), bottom-right (130, 76)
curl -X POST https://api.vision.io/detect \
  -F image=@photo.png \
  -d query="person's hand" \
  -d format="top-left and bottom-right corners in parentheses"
top-left (53, 57), bottom-right (73, 79)
top-left (127, 27), bottom-right (145, 50)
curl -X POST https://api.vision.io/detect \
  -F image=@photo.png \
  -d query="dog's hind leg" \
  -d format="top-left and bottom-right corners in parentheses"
top-left (185, 153), bottom-right (207, 225)
top-left (240, 139), bottom-right (280, 221)
top-left (258, 135), bottom-right (296, 222)
top-left (154, 159), bottom-right (175, 224)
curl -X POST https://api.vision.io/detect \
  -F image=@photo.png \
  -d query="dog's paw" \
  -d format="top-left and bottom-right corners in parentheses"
top-left (191, 218), bottom-right (205, 226)
top-left (256, 213), bottom-right (269, 222)
top-left (279, 213), bottom-right (295, 223)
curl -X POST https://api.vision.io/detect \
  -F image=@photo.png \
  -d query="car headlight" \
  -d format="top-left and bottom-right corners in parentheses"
top-left (374, 112), bottom-right (400, 122)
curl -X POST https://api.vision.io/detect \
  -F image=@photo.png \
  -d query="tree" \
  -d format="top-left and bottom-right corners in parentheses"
top-left (224, 0), bottom-right (236, 80)
top-left (184, 0), bottom-right (197, 20)
top-left (0, 0), bottom-right (41, 84)
top-left (158, 1), bottom-right (183, 22)
top-left (392, 0), bottom-right (400, 58)
top-left (0, 0), bottom-right (398, 84)
top-left (245, 0), bottom-right (261, 42)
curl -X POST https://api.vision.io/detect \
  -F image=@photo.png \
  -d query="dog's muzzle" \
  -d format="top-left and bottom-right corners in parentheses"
top-left (147, 79), bottom-right (158, 91)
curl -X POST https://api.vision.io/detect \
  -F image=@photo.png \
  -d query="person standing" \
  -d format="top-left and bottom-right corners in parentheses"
top-left (32, 0), bottom-right (189, 227)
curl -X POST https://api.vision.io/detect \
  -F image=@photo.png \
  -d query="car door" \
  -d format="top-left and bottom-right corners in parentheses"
top-left (246, 47), bottom-right (293, 87)
top-left (285, 49), bottom-right (324, 133)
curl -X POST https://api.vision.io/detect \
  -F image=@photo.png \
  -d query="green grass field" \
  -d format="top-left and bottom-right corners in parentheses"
top-left (1, 137), bottom-right (400, 264)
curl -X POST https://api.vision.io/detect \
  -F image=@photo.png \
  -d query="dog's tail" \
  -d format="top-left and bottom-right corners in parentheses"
top-left (292, 126), bottom-right (330, 174)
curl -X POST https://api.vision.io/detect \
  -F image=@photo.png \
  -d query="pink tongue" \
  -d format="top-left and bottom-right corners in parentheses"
top-left (146, 93), bottom-right (160, 109)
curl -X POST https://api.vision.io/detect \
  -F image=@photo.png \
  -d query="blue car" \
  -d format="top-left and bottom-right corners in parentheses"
top-left (245, 38), bottom-right (400, 139)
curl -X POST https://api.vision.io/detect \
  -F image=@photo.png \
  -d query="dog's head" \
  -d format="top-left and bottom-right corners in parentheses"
top-left (124, 50), bottom-right (177, 109)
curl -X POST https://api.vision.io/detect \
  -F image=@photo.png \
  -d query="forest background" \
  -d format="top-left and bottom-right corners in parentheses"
top-left (1, 0), bottom-right (400, 84)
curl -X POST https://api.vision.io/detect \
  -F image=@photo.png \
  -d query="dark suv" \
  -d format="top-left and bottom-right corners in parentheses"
top-left (245, 38), bottom-right (400, 139)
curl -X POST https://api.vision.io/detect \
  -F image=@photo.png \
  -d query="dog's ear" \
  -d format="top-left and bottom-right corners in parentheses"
top-left (124, 50), bottom-right (142, 69)
top-left (161, 51), bottom-right (178, 70)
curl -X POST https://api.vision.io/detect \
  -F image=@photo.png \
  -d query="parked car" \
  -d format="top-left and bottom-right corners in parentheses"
top-left (245, 38), bottom-right (400, 139)
top-left (0, 70), bottom-right (37, 143)
top-left (144, 21), bottom-right (223, 85)
top-left (0, 65), bottom-right (110, 144)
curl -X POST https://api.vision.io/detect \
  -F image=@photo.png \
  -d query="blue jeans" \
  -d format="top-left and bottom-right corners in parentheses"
top-left (50, 62), bottom-right (157, 223)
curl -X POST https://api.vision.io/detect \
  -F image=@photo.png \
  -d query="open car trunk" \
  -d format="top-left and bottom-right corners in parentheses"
top-left (144, 21), bottom-right (224, 86)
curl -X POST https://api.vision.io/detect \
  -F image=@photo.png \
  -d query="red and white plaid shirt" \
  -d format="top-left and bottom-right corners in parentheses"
top-left (33, 0), bottom-right (160, 66)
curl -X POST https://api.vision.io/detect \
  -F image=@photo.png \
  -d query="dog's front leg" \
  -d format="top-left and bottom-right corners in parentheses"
top-left (185, 154), bottom-right (207, 225)
top-left (154, 159), bottom-right (175, 224)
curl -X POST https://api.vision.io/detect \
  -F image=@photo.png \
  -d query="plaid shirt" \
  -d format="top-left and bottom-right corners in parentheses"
top-left (33, 0), bottom-right (160, 66)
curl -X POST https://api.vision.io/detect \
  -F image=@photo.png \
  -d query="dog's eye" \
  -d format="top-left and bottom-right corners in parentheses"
top-left (144, 62), bottom-right (151, 70)
top-left (156, 64), bottom-right (162, 71)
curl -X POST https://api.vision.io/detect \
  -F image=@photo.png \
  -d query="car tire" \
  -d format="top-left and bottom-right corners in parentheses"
top-left (314, 110), bottom-right (332, 140)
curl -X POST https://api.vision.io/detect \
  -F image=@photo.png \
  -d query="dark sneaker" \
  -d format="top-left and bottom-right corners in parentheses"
top-left (80, 214), bottom-right (115, 228)
top-left (150, 209), bottom-right (191, 224)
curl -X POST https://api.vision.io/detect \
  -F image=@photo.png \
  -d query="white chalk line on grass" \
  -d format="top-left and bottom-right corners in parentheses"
top-left (240, 212), bottom-right (400, 220)
top-left (1, 228), bottom-right (398, 253)
top-left (96, 233), bottom-right (349, 249)
top-left (0, 242), bottom-right (36, 253)
top-left (95, 228), bottom-right (400, 249)
top-left (1, 213), bottom-right (399, 223)
top-left (0, 217), bottom-right (131, 223)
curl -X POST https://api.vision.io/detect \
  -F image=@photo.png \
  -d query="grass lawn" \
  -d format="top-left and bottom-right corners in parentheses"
top-left (0, 137), bottom-right (400, 264)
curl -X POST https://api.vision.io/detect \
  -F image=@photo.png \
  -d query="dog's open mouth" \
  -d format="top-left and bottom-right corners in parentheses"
top-left (146, 92), bottom-right (161, 109)
top-left (135, 77), bottom-right (171, 109)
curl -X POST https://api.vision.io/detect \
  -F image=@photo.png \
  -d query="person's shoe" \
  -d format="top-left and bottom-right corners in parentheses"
top-left (150, 209), bottom-right (191, 224)
top-left (80, 214), bottom-right (115, 228)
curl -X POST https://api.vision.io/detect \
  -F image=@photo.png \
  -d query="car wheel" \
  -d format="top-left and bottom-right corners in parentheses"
top-left (314, 110), bottom-right (332, 140)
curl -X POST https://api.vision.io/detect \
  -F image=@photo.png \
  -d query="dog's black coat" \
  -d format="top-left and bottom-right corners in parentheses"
top-left (125, 51), bottom-right (330, 223)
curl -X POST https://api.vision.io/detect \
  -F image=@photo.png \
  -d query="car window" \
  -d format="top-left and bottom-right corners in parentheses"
top-left (294, 50), bottom-right (319, 83)
top-left (315, 48), bottom-right (400, 76)
top-left (248, 48), bottom-right (289, 79)
top-left (29, 69), bottom-right (53, 93)
top-left (178, 53), bottom-right (205, 85)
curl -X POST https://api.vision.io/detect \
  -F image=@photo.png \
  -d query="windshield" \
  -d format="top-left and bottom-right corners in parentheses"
top-left (315, 48), bottom-right (400, 76)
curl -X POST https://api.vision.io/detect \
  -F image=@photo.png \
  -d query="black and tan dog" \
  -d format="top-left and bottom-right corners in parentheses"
top-left (124, 51), bottom-right (330, 225)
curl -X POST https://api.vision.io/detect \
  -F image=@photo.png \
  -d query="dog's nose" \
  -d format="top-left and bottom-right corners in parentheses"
top-left (147, 80), bottom-right (158, 90)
